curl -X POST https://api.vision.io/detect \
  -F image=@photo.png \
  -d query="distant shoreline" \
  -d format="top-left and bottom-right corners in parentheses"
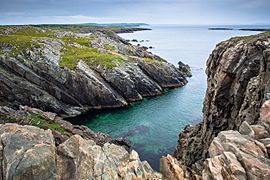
top-left (209, 27), bottom-right (270, 32)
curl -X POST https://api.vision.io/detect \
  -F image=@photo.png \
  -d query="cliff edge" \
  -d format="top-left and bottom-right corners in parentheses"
top-left (167, 32), bottom-right (270, 179)
top-left (0, 26), bottom-right (189, 117)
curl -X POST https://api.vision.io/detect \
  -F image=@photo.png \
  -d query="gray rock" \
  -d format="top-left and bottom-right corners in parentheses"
top-left (239, 121), bottom-right (255, 137)
top-left (0, 124), bottom-right (57, 180)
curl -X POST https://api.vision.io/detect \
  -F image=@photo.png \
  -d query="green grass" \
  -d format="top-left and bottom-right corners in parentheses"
top-left (61, 35), bottom-right (92, 47)
top-left (0, 114), bottom-right (18, 123)
top-left (48, 123), bottom-right (65, 134)
top-left (11, 27), bottom-right (53, 38)
top-left (60, 45), bottom-right (124, 69)
top-left (104, 44), bottom-right (116, 51)
top-left (30, 114), bottom-right (65, 134)
top-left (0, 35), bottom-right (41, 58)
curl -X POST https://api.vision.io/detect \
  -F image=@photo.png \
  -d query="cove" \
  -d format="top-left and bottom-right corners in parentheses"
top-left (70, 25), bottom-right (259, 170)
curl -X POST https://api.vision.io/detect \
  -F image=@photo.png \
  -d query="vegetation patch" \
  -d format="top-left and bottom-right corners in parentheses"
top-left (104, 44), bottom-right (116, 51)
top-left (30, 114), bottom-right (65, 134)
top-left (61, 35), bottom-right (93, 47)
top-left (0, 34), bottom-right (41, 58)
top-left (231, 32), bottom-right (270, 44)
top-left (11, 27), bottom-right (54, 38)
top-left (60, 45), bottom-right (124, 69)
top-left (0, 114), bottom-right (18, 123)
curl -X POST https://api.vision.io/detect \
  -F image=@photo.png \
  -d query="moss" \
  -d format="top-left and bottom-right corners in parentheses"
top-left (61, 35), bottom-right (92, 47)
top-left (30, 114), bottom-right (65, 134)
top-left (31, 114), bottom-right (43, 127)
top-left (104, 44), bottom-right (116, 51)
top-left (60, 45), bottom-right (124, 69)
top-left (12, 27), bottom-right (53, 38)
top-left (48, 123), bottom-right (65, 134)
top-left (144, 57), bottom-right (155, 63)
top-left (0, 114), bottom-right (18, 123)
top-left (0, 35), bottom-right (41, 57)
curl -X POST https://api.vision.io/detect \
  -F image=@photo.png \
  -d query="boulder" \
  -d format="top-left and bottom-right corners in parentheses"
top-left (0, 124), bottom-right (57, 180)
top-left (57, 134), bottom-right (162, 179)
top-left (205, 130), bottom-right (270, 179)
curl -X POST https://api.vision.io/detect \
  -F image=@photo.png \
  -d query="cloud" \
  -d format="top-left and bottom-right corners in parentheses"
top-left (0, 0), bottom-right (269, 25)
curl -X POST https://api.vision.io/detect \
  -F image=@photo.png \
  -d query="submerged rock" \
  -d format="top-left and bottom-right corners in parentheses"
top-left (123, 124), bottom-right (150, 137)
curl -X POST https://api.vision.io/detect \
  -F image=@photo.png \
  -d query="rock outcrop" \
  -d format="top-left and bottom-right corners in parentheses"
top-left (0, 26), bottom-right (189, 117)
top-left (0, 123), bottom-right (161, 179)
top-left (0, 105), bottom-right (131, 149)
top-left (174, 32), bottom-right (270, 167)
top-left (161, 100), bottom-right (270, 179)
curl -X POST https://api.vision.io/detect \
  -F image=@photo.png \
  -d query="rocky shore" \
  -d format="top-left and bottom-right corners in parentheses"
top-left (0, 26), bottom-right (189, 117)
top-left (0, 106), bottom-right (161, 179)
top-left (0, 27), bottom-right (270, 179)
top-left (167, 32), bottom-right (270, 179)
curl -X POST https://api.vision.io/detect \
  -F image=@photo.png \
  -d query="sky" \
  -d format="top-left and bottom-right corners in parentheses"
top-left (0, 0), bottom-right (270, 25)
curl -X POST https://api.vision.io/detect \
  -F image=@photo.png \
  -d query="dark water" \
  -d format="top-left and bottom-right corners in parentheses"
top-left (73, 25), bottom-right (261, 170)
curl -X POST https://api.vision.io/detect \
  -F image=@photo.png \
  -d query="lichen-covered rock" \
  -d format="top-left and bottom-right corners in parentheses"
top-left (0, 123), bottom-right (57, 180)
top-left (0, 123), bottom-right (161, 180)
top-left (203, 130), bottom-right (270, 180)
top-left (57, 135), bottom-right (161, 180)
top-left (174, 32), bottom-right (270, 167)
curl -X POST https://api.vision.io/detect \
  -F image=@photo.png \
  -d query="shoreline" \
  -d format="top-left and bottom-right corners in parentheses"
top-left (209, 27), bottom-right (270, 31)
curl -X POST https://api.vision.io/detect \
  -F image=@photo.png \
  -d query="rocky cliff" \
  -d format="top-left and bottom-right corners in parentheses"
top-left (170, 32), bottom-right (270, 178)
top-left (0, 26), bottom-right (188, 117)
top-left (161, 100), bottom-right (270, 179)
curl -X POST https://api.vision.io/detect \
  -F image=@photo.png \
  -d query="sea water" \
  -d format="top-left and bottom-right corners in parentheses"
top-left (74, 25), bottom-right (262, 170)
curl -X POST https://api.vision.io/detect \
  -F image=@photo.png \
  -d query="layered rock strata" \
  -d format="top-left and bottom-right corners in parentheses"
top-left (0, 26), bottom-right (189, 117)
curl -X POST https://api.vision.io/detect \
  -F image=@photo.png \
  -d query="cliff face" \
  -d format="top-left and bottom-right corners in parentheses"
top-left (0, 26), bottom-right (188, 117)
top-left (174, 32), bottom-right (270, 167)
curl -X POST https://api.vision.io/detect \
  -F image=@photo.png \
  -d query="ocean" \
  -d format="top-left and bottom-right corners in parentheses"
top-left (75, 25), bottom-right (263, 170)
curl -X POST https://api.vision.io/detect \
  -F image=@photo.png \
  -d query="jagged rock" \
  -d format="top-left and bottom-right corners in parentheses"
top-left (251, 124), bottom-right (269, 139)
top-left (239, 121), bottom-right (255, 137)
top-left (204, 130), bottom-right (270, 179)
top-left (174, 32), bottom-right (270, 166)
top-left (0, 105), bottom-right (132, 149)
top-left (0, 123), bottom-right (161, 179)
top-left (0, 123), bottom-right (57, 180)
top-left (260, 100), bottom-right (270, 130)
top-left (178, 61), bottom-right (192, 77)
top-left (57, 134), bottom-right (162, 179)
top-left (203, 152), bottom-right (246, 180)
top-left (0, 27), bottom-right (188, 117)
top-left (160, 155), bottom-right (200, 180)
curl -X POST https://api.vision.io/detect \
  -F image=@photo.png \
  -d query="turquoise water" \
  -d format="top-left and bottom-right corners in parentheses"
top-left (73, 25), bottom-right (260, 170)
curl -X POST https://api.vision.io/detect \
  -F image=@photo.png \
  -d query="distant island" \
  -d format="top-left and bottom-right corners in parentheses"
top-left (0, 23), bottom-right (151, 34)
top-left (209, 27), bottom-right (270, 31)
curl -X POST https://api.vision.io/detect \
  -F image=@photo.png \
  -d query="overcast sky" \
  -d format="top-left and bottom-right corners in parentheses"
top-left (0, 0), bottom-right (270, 25)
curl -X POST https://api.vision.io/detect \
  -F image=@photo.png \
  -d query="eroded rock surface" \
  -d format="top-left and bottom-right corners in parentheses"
top-left (0, 122), bottom-right (161, 180)
top-left (0, 123), bottom-right (57, 180)
top-left (175, 32), bottom-right (270, 166)
top-left (0, 26), bottom-right (189, 117)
